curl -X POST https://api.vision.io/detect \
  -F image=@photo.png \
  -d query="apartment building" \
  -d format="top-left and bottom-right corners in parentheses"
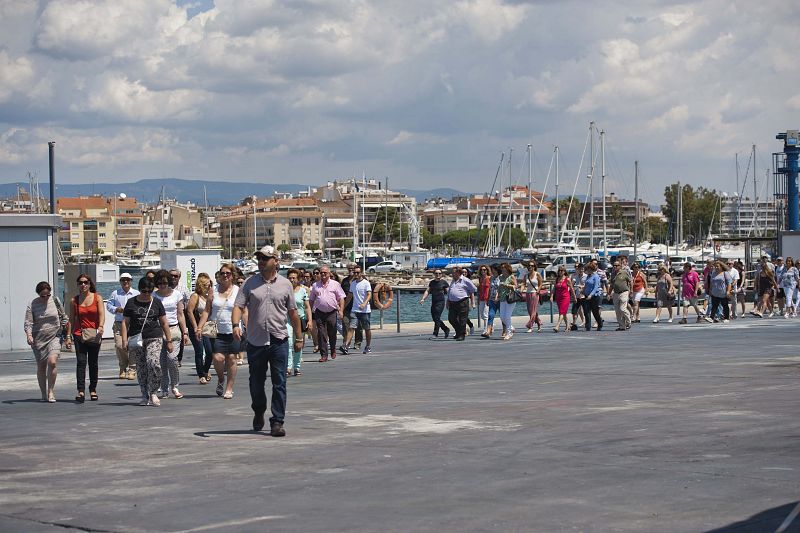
top-left (218, 197), bottom-right (324, 257)
top-left (720, 195), bottom-right (780, 237)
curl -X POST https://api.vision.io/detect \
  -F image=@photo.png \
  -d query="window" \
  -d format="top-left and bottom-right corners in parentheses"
top-left (71, 222), bottom-right (79, 228)
top-left (290, 218), bottom-right (302, 227)
top-left (71, 243), bottom-right (79, 249)
top-left (99, 222), bottom-right (106, 227)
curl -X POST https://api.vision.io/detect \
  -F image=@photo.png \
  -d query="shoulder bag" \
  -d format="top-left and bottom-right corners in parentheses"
top-left (127, 297), bottom-right (154, 351)
top-left (202, 289), bottom-right (233, 339)
top-left (75, 295), bottom-right (102, 345)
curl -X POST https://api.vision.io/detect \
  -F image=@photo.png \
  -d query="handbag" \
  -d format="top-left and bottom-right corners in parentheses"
top-left (506, 290), bottom-right (524, 304)
top-left (127, 298), bottom-right (154, 351)
top-left (201, 320), bottom-right (218, 339)
top-left (81, 328), bottom-right (101, 345)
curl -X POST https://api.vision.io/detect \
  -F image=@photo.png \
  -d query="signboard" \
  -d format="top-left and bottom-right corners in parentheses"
top-left (159, 250), bottom-right (221, 292)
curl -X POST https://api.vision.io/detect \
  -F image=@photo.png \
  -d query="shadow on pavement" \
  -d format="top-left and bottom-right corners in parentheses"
top-left (704, 501), bottom-right (800, 532)
top-left (194, 430), bottom-right (268, 439)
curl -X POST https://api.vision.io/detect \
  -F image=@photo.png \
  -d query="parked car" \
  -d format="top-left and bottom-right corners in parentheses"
top-left (368, 260), bottom-right (404, 274)
top-left (543, 253), bottom-right (597, 278)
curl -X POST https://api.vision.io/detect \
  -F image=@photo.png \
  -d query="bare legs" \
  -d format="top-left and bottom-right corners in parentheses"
top-left (36, 353), bottom-right (58, 402)
top-left (212, 352), bottom-right (238, 398)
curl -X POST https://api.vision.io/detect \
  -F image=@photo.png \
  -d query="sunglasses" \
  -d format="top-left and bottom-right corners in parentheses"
top-left (78, 280), bottom-right (90, 285)
top-left (313, 271), bottom-right (320, 275)
top-left (171, 274), bottom-right (180, 278)
top-left (140, 289), bottom-right (152, 294)
top-left (220, 272), bottom-right (233, 277)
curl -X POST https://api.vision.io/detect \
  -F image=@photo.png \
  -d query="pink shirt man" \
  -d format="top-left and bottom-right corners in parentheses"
top-left (682, 270), bottom-right (700, 300)
top-left (309, 278), bottom-right (345, 313)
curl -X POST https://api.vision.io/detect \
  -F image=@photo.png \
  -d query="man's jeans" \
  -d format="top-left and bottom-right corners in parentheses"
top-left (247, 337), bottom-right (288, 426)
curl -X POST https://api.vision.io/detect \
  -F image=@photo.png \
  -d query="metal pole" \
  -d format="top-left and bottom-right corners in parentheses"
top-left (601, 129), bottom-right (607, 258)
top-left (395, 289), bottom-right (401, 333)
top-left (48, 142), bottom-right (57, 286)
top-left (634, 160), bottom-right (639, 259)
top-left (527, 144), bottom-right (532, 246)
top-left (589, 121), bottom-right (595, 252)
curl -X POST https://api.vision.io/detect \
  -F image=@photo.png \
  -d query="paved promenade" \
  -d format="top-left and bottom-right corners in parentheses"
top-left (1, 310), bottom-right (799, 532)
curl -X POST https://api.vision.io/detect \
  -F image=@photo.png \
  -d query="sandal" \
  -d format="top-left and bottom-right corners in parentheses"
top-left (294, 370), bottom-right (302, 376)
top-left (199, 376), bottom-right (207, 384)
top-left (172, 388), bottom-right (183, 399)
top-left (216, 381), bottom-right (224, 397)
top-left (89, 391), bottom-right (98, 401)
top-left (75, 392), bottom-right (85, 403)
top-left (222, 391), bottom-right (233, 399)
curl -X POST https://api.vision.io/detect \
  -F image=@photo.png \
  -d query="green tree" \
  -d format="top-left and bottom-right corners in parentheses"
top-left (663, 183), bottom-right (721, 241)
top-left (305, 243), bottom-right (320, 251)
top-left (277, 243), bottom-right (292, 253)
top-left (334, 239), bottom-right (353, 250)
top-left (420, 228), bottom-right (442, 249)
top-left (556, 198), bottom-right (583, 227)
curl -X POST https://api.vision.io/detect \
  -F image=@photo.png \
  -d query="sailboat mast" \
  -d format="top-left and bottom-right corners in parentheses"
top-left (527, 144), bottom-right (532, 246)
top-left (554, 146), bottom-right (559, 244)
top-left (633, 160), bottom-right (639, 259)
top-left (589, 121), bottom-right (595, 252)
top-left (752, 144), bottom-right (757, 236)
top-left (735, 153), bottom-right (740, 236)
top-left (601, 129), bottom-right (607, 258)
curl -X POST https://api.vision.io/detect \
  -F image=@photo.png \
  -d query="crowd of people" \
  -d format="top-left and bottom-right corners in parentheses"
top-left (22, 249), bottom-right (796, 435)
top-left (23, 248), bottom-right (396, 437)
top-left (416, 255), bottom-right (799, 339)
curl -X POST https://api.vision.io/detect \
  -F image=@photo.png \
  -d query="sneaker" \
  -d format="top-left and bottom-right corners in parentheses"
top-left (679, 318), bottom-right (687, 324)
top-left (768, 312), bottom-right (775, 317)
top-left (338, 344), bottom-right (348, 355)
top-left (216, 381), bottom-right (224, 397)
top-left (469, 326), bottom-right (475, 335)
top-left (119, 371), bottom-right (126, 379)
top-left (723, 319), bottom-right (729, 323)
top-left (704, 316), bottom-right (713, 323)
top-left (353, 342), bottom-right (361, 350)
top-left (443, 330), bottom-right (450, 339)
top-left (270, 422), bottom-right (286, 437)
top-left (652, 318), bottom-right (660, 323)
top-left (126, 370), bottom-right (136, 380)
top-left (666, 318), bottom-right (673, 323)
top-left (363, 346), bottom-right (372, 355)
top-left (507, 329), bottom-right (514, 339)
top-left (712, 318), bottom-right (719, 323)
top-left (158, 391), bottom-right (168, 399)
top-left (785, 313), bottom-right (791, 319)
top-left (526, 328), bottom-right (533, 333)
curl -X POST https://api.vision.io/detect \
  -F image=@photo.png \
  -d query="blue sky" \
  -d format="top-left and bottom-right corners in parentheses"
top-left (0, 0), bottom-right (798, 203)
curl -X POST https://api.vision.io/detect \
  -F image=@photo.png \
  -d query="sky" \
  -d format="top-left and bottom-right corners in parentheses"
top-left (0, 0), bottom-right (798, 203)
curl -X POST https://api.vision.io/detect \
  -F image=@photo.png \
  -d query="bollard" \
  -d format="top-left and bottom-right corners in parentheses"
top-left (395, 289), bottom-right (401, 333)
top-left (380, 308), bottom-right (384, 329)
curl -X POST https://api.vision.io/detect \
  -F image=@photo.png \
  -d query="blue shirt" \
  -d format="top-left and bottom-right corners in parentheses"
top-left (107, 287), bottom-right (140, 322)
top-left (582, 273), bottom-right (602, 297)
top-left (447, 276), bottom-right (477, 301)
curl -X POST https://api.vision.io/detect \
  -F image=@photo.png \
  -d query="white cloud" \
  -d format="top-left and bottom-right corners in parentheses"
top-left (647, 105), bottom-right (690, 131)
top-left (0, 50), bottom-right (34, 102)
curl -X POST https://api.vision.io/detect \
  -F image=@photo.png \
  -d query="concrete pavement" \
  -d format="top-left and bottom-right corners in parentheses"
top-left (1, 310), bottom-right (799, 532)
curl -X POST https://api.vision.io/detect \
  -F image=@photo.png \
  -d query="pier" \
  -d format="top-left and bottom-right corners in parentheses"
top-left (1, 311), bottom-right (799, 531)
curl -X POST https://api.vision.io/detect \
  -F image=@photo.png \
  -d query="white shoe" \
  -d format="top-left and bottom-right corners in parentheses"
top-left (704, 316), bottom-right (713, 323)
top-left (667, 318), bottom-right (673, 323)
top-left (526, 328), bottom-right (533, 333)
top-left (652, 318), bottom-right (659, 323)
top-left (723, 319), bottom-right (729, 323)
top-left (769, 312), bottom-right (775, 317)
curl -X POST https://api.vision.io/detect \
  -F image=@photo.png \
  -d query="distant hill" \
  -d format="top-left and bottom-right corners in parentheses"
top-left (0, 178), bottom-right (471, 205)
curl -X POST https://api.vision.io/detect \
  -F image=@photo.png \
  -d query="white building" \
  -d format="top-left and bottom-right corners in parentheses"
top-left (720, 195), bottom-right (779, 237)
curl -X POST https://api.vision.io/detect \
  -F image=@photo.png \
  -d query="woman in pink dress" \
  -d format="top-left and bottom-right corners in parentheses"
top-left (553, 266), bottom-right (575, 333)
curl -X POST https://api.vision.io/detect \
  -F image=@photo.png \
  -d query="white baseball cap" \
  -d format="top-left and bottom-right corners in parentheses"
top-left (119, 273), bottom-right (133, 280)
top-left (255, 245), bottom-right (277, 259)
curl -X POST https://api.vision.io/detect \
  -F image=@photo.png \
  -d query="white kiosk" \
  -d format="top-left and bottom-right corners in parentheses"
top-left (0, 214), bottom-right (62, 351)
top-left (160, 250), bottom-right (222, 293)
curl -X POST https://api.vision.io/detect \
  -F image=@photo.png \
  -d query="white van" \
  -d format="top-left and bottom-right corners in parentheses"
top-left (543, 253), bottom-right (597, 278)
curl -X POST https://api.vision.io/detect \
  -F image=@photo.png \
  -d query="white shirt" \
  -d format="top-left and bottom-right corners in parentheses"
top-left (155, 290), bottom-right (182, 326)
top-left (106, 287), bottom-right (140, 322)
top-left (211, 285), bottom-right (239, 334)
top-left (350, 278), bottom-right (372, 313)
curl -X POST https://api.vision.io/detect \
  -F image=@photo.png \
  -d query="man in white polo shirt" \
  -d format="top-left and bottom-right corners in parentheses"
top-left (107, 273), bottom-right (139, 379)
top-left (340, 265), bottom-right (373, 354)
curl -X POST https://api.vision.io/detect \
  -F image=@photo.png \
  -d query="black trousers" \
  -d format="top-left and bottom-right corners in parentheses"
top-left (447, 298), bottom-right (470, 338)
top-left (431, 300), bottom-right (449, 336)
top-left (313, 309), bottom-right (338, 359)
top-left (73, 336), bottom-right (100, 392)
top-left (581, 296), bottom-right (603, 330)
top-left (710, 295), bottom-right (730, 320)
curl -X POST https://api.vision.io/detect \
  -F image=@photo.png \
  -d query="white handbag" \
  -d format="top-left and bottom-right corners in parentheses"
top-left (127, 298), bottom-right (154, 351)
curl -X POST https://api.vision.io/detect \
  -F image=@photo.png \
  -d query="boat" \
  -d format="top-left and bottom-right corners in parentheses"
top-left (117, 257), bottom-right (142, 268)
top-left (139, 254), bottom-right (161, 271)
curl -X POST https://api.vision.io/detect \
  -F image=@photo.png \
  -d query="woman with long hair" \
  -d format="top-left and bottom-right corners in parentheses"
top-left (653, 264), bottom-right (675, 323)
top-left (480, 264), bottom-right (502, 338)
top-left (69, 274), bottom-right (104, 402)
top-left (121, 277), bottom-right (172, 406)
top-left (552, 266), bottom-right (575, 333)
top-left (154, 270), bottom-right (188, 399)
top-left (498, 263), bottom-right (517, 340)
top-left (781, 257), bottom-right (799, 317)
top-left (186, 272), bottom-right (214, 384)
top-left (197, 262), bottom-right (240, 399)
top-left (523, 261), bottom-right (544, 333)
top-left (24, 281), bottom-right (70, 402)
top-left (708, 261), bottom-right (733, 322)
top-left (286, 268), bottom-right (312, 377)
top-left (630, 263), bottom-right (647, 323)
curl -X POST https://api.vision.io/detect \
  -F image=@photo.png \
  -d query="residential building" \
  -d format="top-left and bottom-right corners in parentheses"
top-left (581, 193), bottom-right (650, 233)
top-left (56, 195), bottom-right (145, 259)
top-left (470, 186), bottom-right (553, 243)
top-left (218, 197), bottom-right (324, 257)
top-left (720, 195), bottom-right (780, 237)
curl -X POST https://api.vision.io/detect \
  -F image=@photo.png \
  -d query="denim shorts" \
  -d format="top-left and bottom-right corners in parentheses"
top-left (349, 312), bottom-right (371, 330)
top-left (212, 333), bottom-right (241, 355)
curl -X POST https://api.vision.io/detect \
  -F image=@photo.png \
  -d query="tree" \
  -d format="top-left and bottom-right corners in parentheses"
top-left (420, 228), bottom-right (442, 249)
top-left (663, 183), bottom-right (721, 241)
top-left (277, 243), bottom-right (292, 253)
top-left (556, 198), bottom-right (583, 227)
top-left (305, 243), bottom-right (320, 251)
top-left (334, 239), bottom-right (353, 250)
